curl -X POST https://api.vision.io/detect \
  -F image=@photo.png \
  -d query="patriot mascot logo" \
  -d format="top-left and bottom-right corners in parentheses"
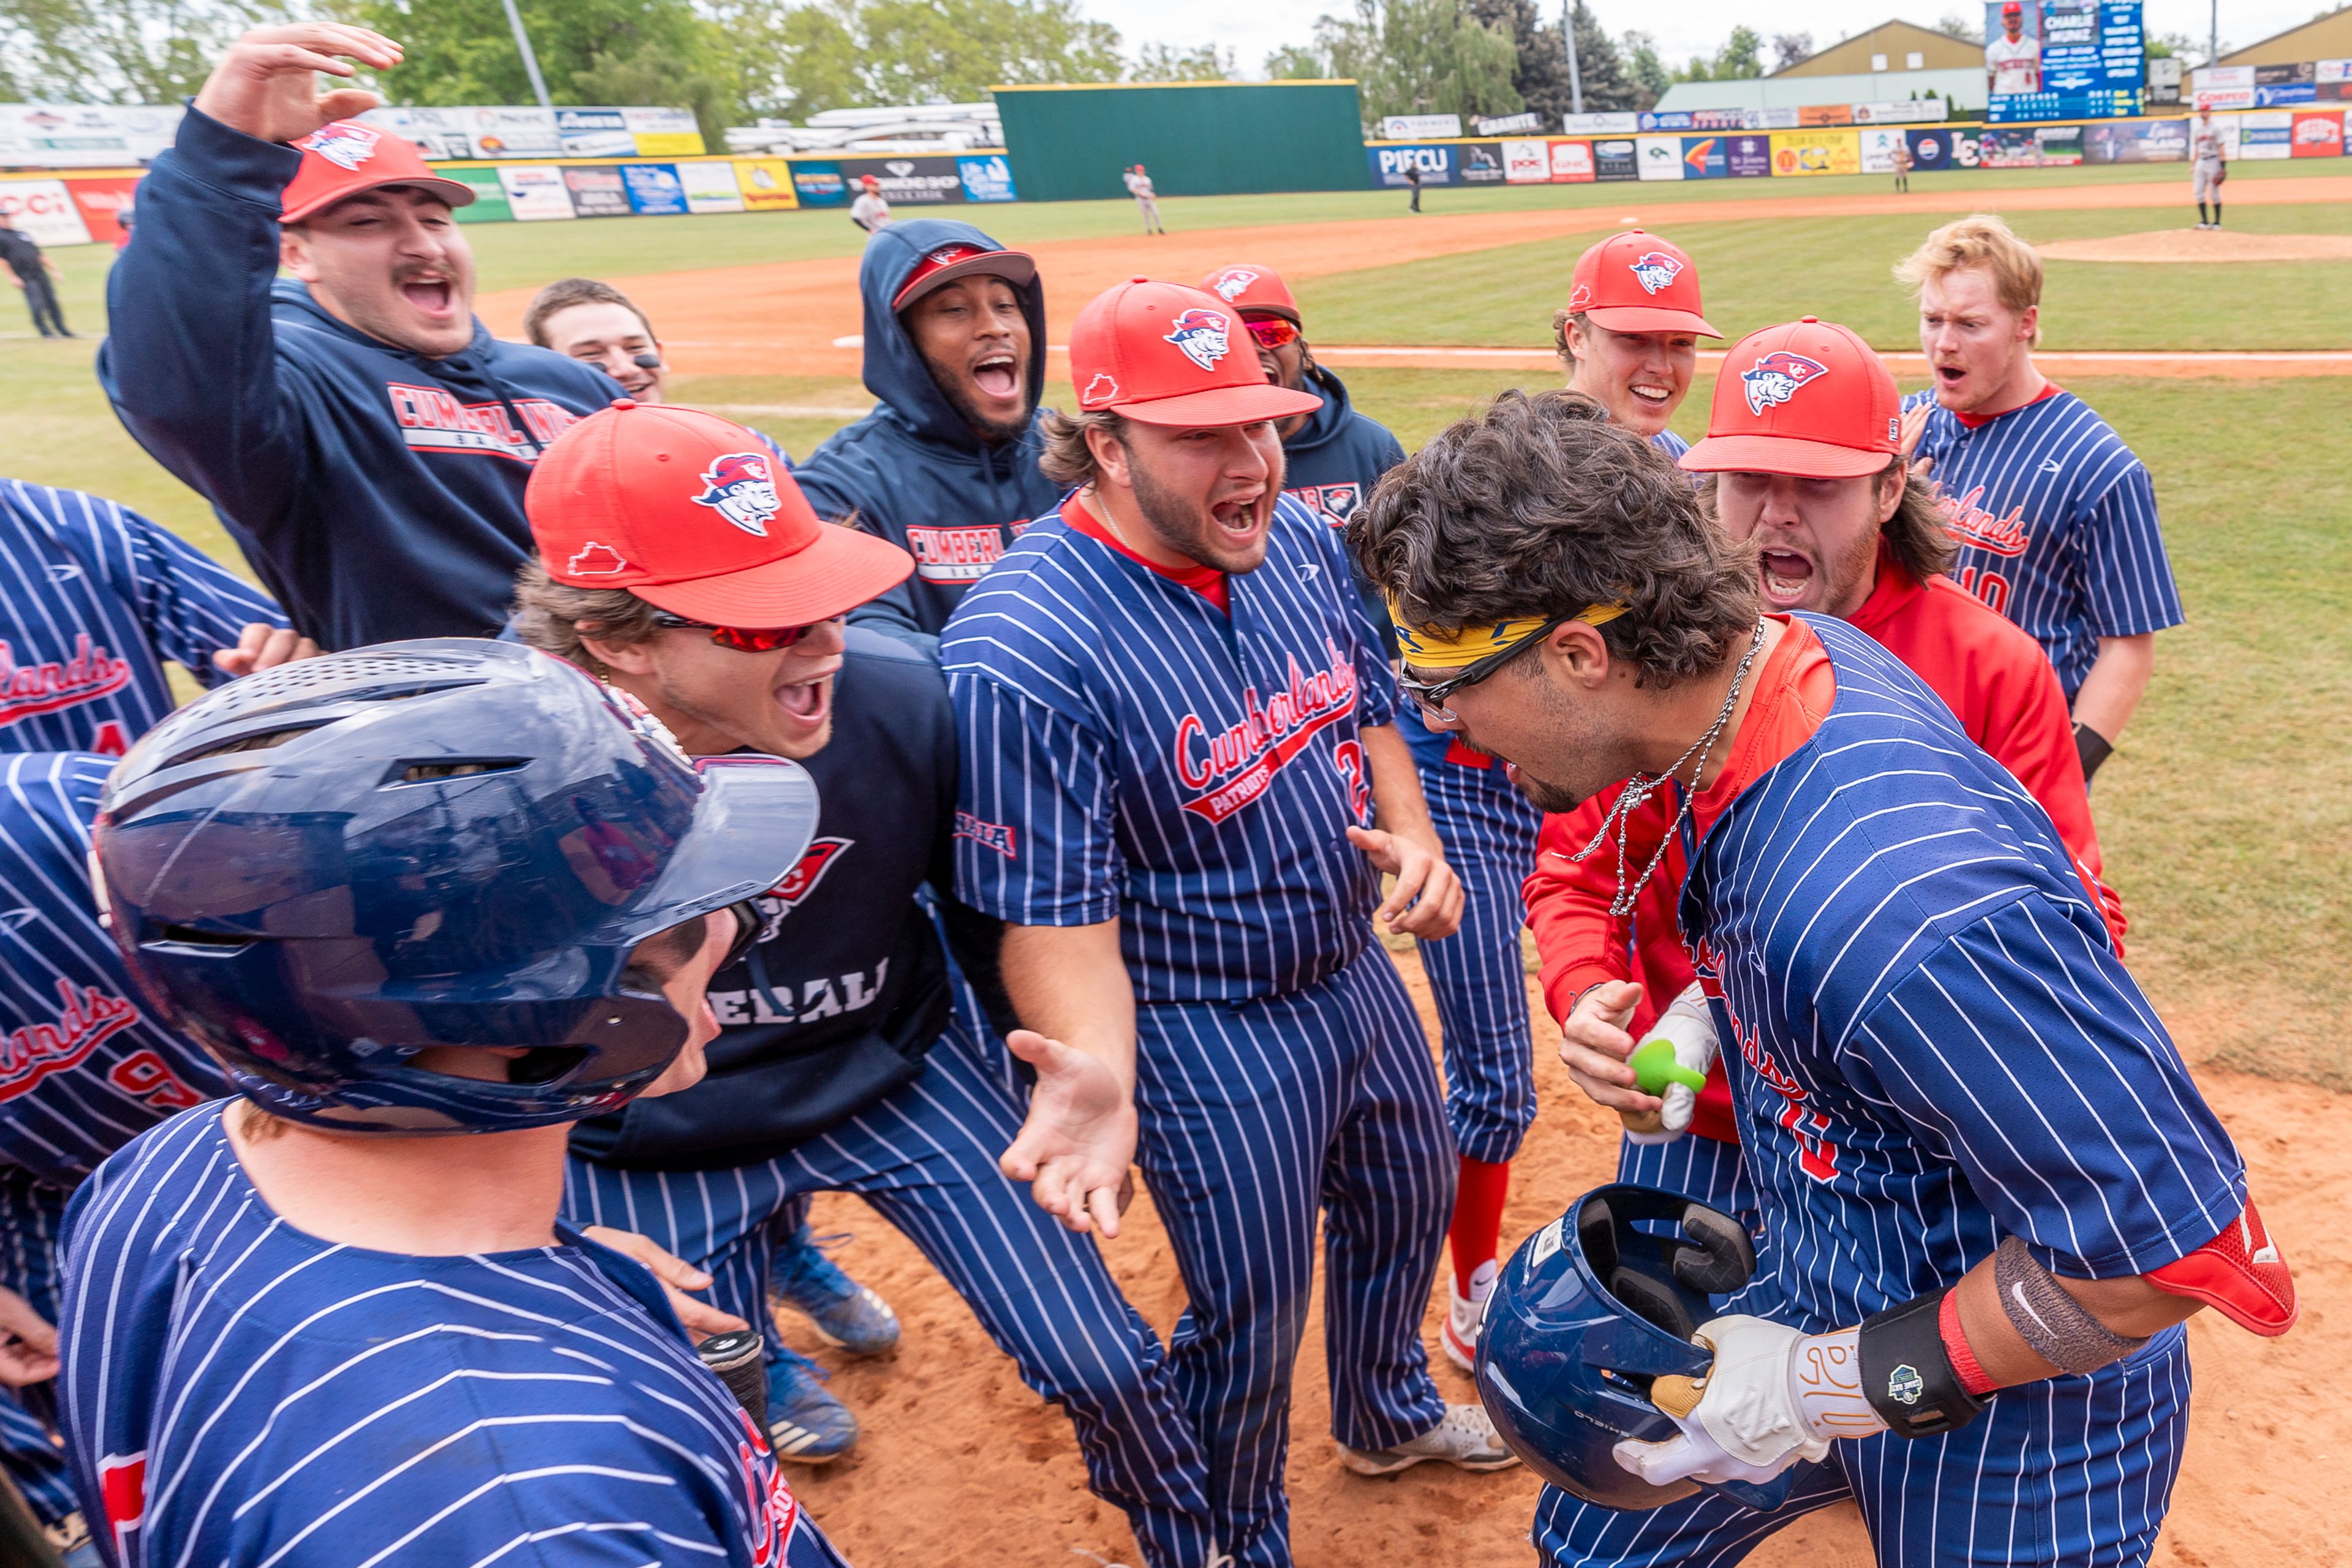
top-left (1164, 308), bottom-right (1232, 371)
top-left (1627, 251), bottom-right (1683, 295)
top-left (1210, 268), bottom-right (1258, 302)
top-left (1741, 351), bottom-right (1829, 414)
top-left (692, 452), bottom-right (782, 536)
top-left (297, 122), bottom-right (381, 171)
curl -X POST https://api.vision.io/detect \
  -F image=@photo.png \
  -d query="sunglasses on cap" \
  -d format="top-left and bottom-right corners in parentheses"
top-left (649, 612), bottom-right (831, 653)
top-left (1245, 317), bottom-right (1300, 350)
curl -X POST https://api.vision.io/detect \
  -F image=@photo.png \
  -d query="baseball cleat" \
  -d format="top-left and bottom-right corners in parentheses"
top-left (1440, 1261), bottom-right (1496, 1372)
top-left (765, 1344), bottom-right (860, 1463)
top-left (1338, 1403), bottom-right (1521, 1476)
top-left (772, 1224), bottom-right (901, 1357)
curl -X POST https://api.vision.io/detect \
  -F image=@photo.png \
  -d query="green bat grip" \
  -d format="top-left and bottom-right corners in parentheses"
top-left (1630, 1038), bottom-right (1706, 1096)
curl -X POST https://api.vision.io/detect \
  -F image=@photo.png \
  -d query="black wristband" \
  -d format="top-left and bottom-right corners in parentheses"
top-left (1857, 1292), bottom-right (1988, 1439)
top-left (2073, 720), bottom-right (2113, 782)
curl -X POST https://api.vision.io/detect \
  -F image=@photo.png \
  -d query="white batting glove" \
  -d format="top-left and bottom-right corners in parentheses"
top-left (1623, 982), bottom-right (1718, 1147)
top-left (1612, 1315), bottom-right (1886, 1488)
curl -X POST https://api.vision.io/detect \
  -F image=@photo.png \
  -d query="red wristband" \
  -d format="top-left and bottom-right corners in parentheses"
top-left (1939, 1289), bottom-right (1999, 1396)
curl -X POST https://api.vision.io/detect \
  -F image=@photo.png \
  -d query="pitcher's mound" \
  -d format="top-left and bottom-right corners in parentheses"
top-left (2038, 230), bottom-right (2352, 263)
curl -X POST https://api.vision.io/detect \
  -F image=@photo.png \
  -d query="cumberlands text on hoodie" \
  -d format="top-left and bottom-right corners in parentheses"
top-left (98, 108), bottom-right (618, 650)
top-left (793, 218), bottom-right (1063, 649)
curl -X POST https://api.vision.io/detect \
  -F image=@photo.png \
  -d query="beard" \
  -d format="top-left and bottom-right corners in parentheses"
top-left (925, 347), bottom-right (1032, 445)
top-left (1128, 448), bottom-right (1276, 575)
top-left (1510, 767), bottom-right (1586, 813)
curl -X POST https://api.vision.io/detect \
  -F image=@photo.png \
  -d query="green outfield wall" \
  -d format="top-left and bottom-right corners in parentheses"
top-left (991, 81), bottom-right (1369, 202)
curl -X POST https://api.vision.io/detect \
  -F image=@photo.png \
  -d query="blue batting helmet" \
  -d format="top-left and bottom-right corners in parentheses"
top-left (1475, 1183), bottom-right (1796, 1513)
top-left (92, 639), bottom-right (818, 1135)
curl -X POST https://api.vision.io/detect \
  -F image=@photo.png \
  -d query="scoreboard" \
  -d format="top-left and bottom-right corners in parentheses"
top-left (1985, 1), bottom-right (2145, 124)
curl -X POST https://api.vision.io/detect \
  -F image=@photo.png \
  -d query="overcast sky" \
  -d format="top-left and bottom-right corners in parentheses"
top-left (1091, 0), bottom-right (2309, 80)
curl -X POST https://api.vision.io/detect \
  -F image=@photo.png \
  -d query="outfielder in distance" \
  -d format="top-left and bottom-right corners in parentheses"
top-left (59, 642), bottom-right (844, 1567)
top-left (1355, 390), bottom-right (2294, 1567)
top-left (945, 277), bottom-right (1504, 1568)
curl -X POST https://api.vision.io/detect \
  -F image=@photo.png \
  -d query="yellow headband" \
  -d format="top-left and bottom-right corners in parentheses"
top-left (1389, 601), bottom-right (1629, 670)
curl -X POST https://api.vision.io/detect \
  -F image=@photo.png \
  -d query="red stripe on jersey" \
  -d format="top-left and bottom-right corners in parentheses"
top-left (1060, 494), bottom-right (1231, 612)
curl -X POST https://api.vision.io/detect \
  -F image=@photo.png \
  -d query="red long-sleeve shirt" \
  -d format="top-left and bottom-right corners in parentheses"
top-left (1525, 565), bottom-right (2125, 1147)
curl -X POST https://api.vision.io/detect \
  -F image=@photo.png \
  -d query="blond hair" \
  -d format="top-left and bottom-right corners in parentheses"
top-left (1894, 214), bottom-right (2043, 346)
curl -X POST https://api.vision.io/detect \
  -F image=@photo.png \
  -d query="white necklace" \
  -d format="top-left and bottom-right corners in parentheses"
top-left (1562, 618), bottom-right (1769, 917)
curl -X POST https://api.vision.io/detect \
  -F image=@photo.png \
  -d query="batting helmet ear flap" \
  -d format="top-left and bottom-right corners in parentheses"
top-left (1670, 1203), bottom-right (1757, 1296)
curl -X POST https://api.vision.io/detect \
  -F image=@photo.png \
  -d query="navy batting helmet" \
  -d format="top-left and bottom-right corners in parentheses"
top-left (92, 639), bottom-right (818, 1135)
top-left (1475, 1183), bottom-right (1796, 1513)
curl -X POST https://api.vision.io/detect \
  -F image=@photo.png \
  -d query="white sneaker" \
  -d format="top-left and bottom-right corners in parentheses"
top-left (1339, 1402), bottom-right (1520, 1475)
top-left (1439, 1261), bottom-right (1496, 1372)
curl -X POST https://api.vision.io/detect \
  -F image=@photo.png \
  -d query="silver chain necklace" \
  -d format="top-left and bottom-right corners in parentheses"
top-left (1562, 618), bottom-right (1769, 916)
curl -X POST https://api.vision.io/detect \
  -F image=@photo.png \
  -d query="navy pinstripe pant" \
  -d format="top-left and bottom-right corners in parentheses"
top-left (1135, 946), bottom-right (1453, 1567)
top-left (1537, 1131), bottom-right (2189, 1566)
top-left (563, 1025), bottom-right (1216, 1568)
top-left (0, 1168), bottom-right (75, 1529)
top-left (1414, 755), bottom-right (1544, 1163)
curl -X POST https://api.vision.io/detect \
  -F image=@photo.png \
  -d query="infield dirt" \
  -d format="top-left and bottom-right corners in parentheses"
top-left (783, 947), bottom-right (2339, 1567)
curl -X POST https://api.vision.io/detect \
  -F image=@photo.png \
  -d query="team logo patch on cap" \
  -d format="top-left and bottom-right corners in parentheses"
top-left (1164, 308), bottom-right (1232, 372)
top-left (927, 244), bottom-right (978, 265)
top-left (1628, 251), bottom-right (1683, 295)
top-left (297, 123), bottom-right (381, 171)
top-left (1210, 268), bottom-right (1258, 302)
top-left (1082, 372), bottom-right (1120, 406)
top-left (691, 451), bottom-right (782, 537)
top-left (567, 541), bottom-right (628, 576)
top-left (1741, 351), bottom-right (1830, 414)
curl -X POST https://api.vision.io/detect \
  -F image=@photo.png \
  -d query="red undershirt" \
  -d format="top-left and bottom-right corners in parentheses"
top-left (1950, 379), bottom-right (2062, 431)
top-left (1060, 493), bottom-right (1230, 612)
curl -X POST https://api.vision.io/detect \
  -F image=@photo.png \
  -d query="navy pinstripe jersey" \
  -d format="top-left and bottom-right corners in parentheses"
top-left (0, 480), bottom-right (284, 756)
top-left (1679, 616), bottom-right (2242, 1332)
top-left (1902, 388), bottom-right (2182, 695)
top-left (58, 1104), bottom-right (836, 1568)
top-left (0, 752), bottom-right (222, 1189)
top-left (1649, 428), bottom-right (1690, 463)
top-left (944, 494), bottom-right (1398, 1003)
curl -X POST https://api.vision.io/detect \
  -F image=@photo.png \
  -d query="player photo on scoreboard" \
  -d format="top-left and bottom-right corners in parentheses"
top-left (1985, 1), bottom-right (2044, 98)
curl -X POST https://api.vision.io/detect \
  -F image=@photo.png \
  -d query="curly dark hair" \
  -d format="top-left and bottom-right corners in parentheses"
top-left (1697, 459), bottom-right (1957, 584)
top-left (1349, 389), bottom-right (1758, 690)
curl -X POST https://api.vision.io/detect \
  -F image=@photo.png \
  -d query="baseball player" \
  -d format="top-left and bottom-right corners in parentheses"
top-left (1889, 135), bottom-right (1912, 194)
top-left (1429, 228), bottom-right (1727, 1371)
top-left (2191, 110), bottom-right (2228, 229)
top-left (1354, 386), bottom-right (2293, 1567)
top-left (794, 221), bottom-right (1060, 649)
top-left (1123, 164), bottom-right (1165, 233)
top-left (1896, 214), bottom-right (2182, 783)
top-left (60, 640), bottom-right (845, 1567)
top-left (516, 401), bottom-right (1222, 1556)
top-left (100, 24), bottom-right (615, 648)
top-left (849, 174), bottom-right (891, 232)
top-left (1522, 323), bottom-right (2135, 1563)
top-left (0, 477), bottom-right (312, 758)
top-left (1985, 1), bottom-right (2040, 96)
top-left (0, 214), bottom-right (70, 338)
top-left (524, 275), bottom-right (676, 401)
top-left (945, 279), bottom-right (1505, 1568)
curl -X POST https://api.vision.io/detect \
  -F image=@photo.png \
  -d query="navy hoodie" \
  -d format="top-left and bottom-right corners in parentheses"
top-left (794, 219), bottom-right (1063, 649)
top-left (1280, 361), bottom-right (1406, 655)
top-left (570, 628), bottom-right (1008, 1170)
top-left (97, 107), bottom-right (617, 650)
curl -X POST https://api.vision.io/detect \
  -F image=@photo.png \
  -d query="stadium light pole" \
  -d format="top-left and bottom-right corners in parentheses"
top-left (500, 0), bottom-right (555, 111)
top-left (1564, 0), bottom-right (1585, 115)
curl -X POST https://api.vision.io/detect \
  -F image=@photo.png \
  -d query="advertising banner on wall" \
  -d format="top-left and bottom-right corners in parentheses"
top-left (562, 164), bottom-right (631, 215)
top-left (556, 108), bottom-right (635, 159)
top-left (679, 159), bottom-right (747, 212)
top-left (0, 178), bottom-right (90, 244)
top-left (441, 165), bottom-right (514, 222)
top-left (2291, 109), bottom-right (2345, 156)
top-left (1853, 99), bottom-right (1945, 123)
top-left (1501, 139), bottom-right (1551, 181)
top-left (2082, 118), bottom-right (2188, 161)
top-left (1725, 134), bottom-right (1773, 176)
top-left (1593, 138), bottom-right (1639, 179)
top-left (621, 162), bottom-right (688, 214)
top-left (360, 105), bottom-right (469, 159)
top-left (957, 154), bottom-right (1017, 201)
top-left (1640, 111), bottom-right (1695, 131)
top-left (1382, 114), bottom-right (1463, 140)
top-left (1561, 112), bottom-right (1640, 134)
top-left (788, 162), bottom-right (846, 205)
top-left (1548, 139), bottom-right (1595, 181)
top-left (837, 154), bottom-right (969, 202)
top-left (1770, 128), bottom-right (1861, 176)
top-left (1635, 135), bottom-right (1685, 179)
top-left (1455, 141), bottom-right (1508, 183)
top-left (624, 107), bottom-right (704, 156)
top-left (1368, 144), bottom-right (1454, 186)
top-left (732, 158), bottom-right (799, 209)
top-left (468, 107), bottom-right (561, 160)
top-left (1857, 126), bottom-right (1909, 172)
top-left (63, 174), bottom-right (140, 243)
top-left (1677, 136), bottom-right (1730, 178)
top-left (0, 105), bottom-right (181, 168)
top-left (497, 165), bottom-right (575, 220)
top-left (1798, 104), bottom-right (1856, 126)
top-left (2239, 110), bottom-right (2293, 158)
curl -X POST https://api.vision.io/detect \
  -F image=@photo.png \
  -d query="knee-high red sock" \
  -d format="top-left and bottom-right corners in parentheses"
top-left (1449, 1156), bottom-right (1512, 1299)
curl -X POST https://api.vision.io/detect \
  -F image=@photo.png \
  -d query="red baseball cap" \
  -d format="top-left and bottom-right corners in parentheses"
top-left (893, 240), bottom-right (1038, 310)
top-left (1069, 278), bottom-right (1322, 428)
top-left (1565, 229), bottom-right (1720, 336)
top-left (527, 400), bottom-right (913, 625)
top-left (1198, 263), bottom-right (1300, 324)
top-left (279, 119), bottom-right (476, 224)
top-left (1679, 317), bottom-right (1901, 480)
